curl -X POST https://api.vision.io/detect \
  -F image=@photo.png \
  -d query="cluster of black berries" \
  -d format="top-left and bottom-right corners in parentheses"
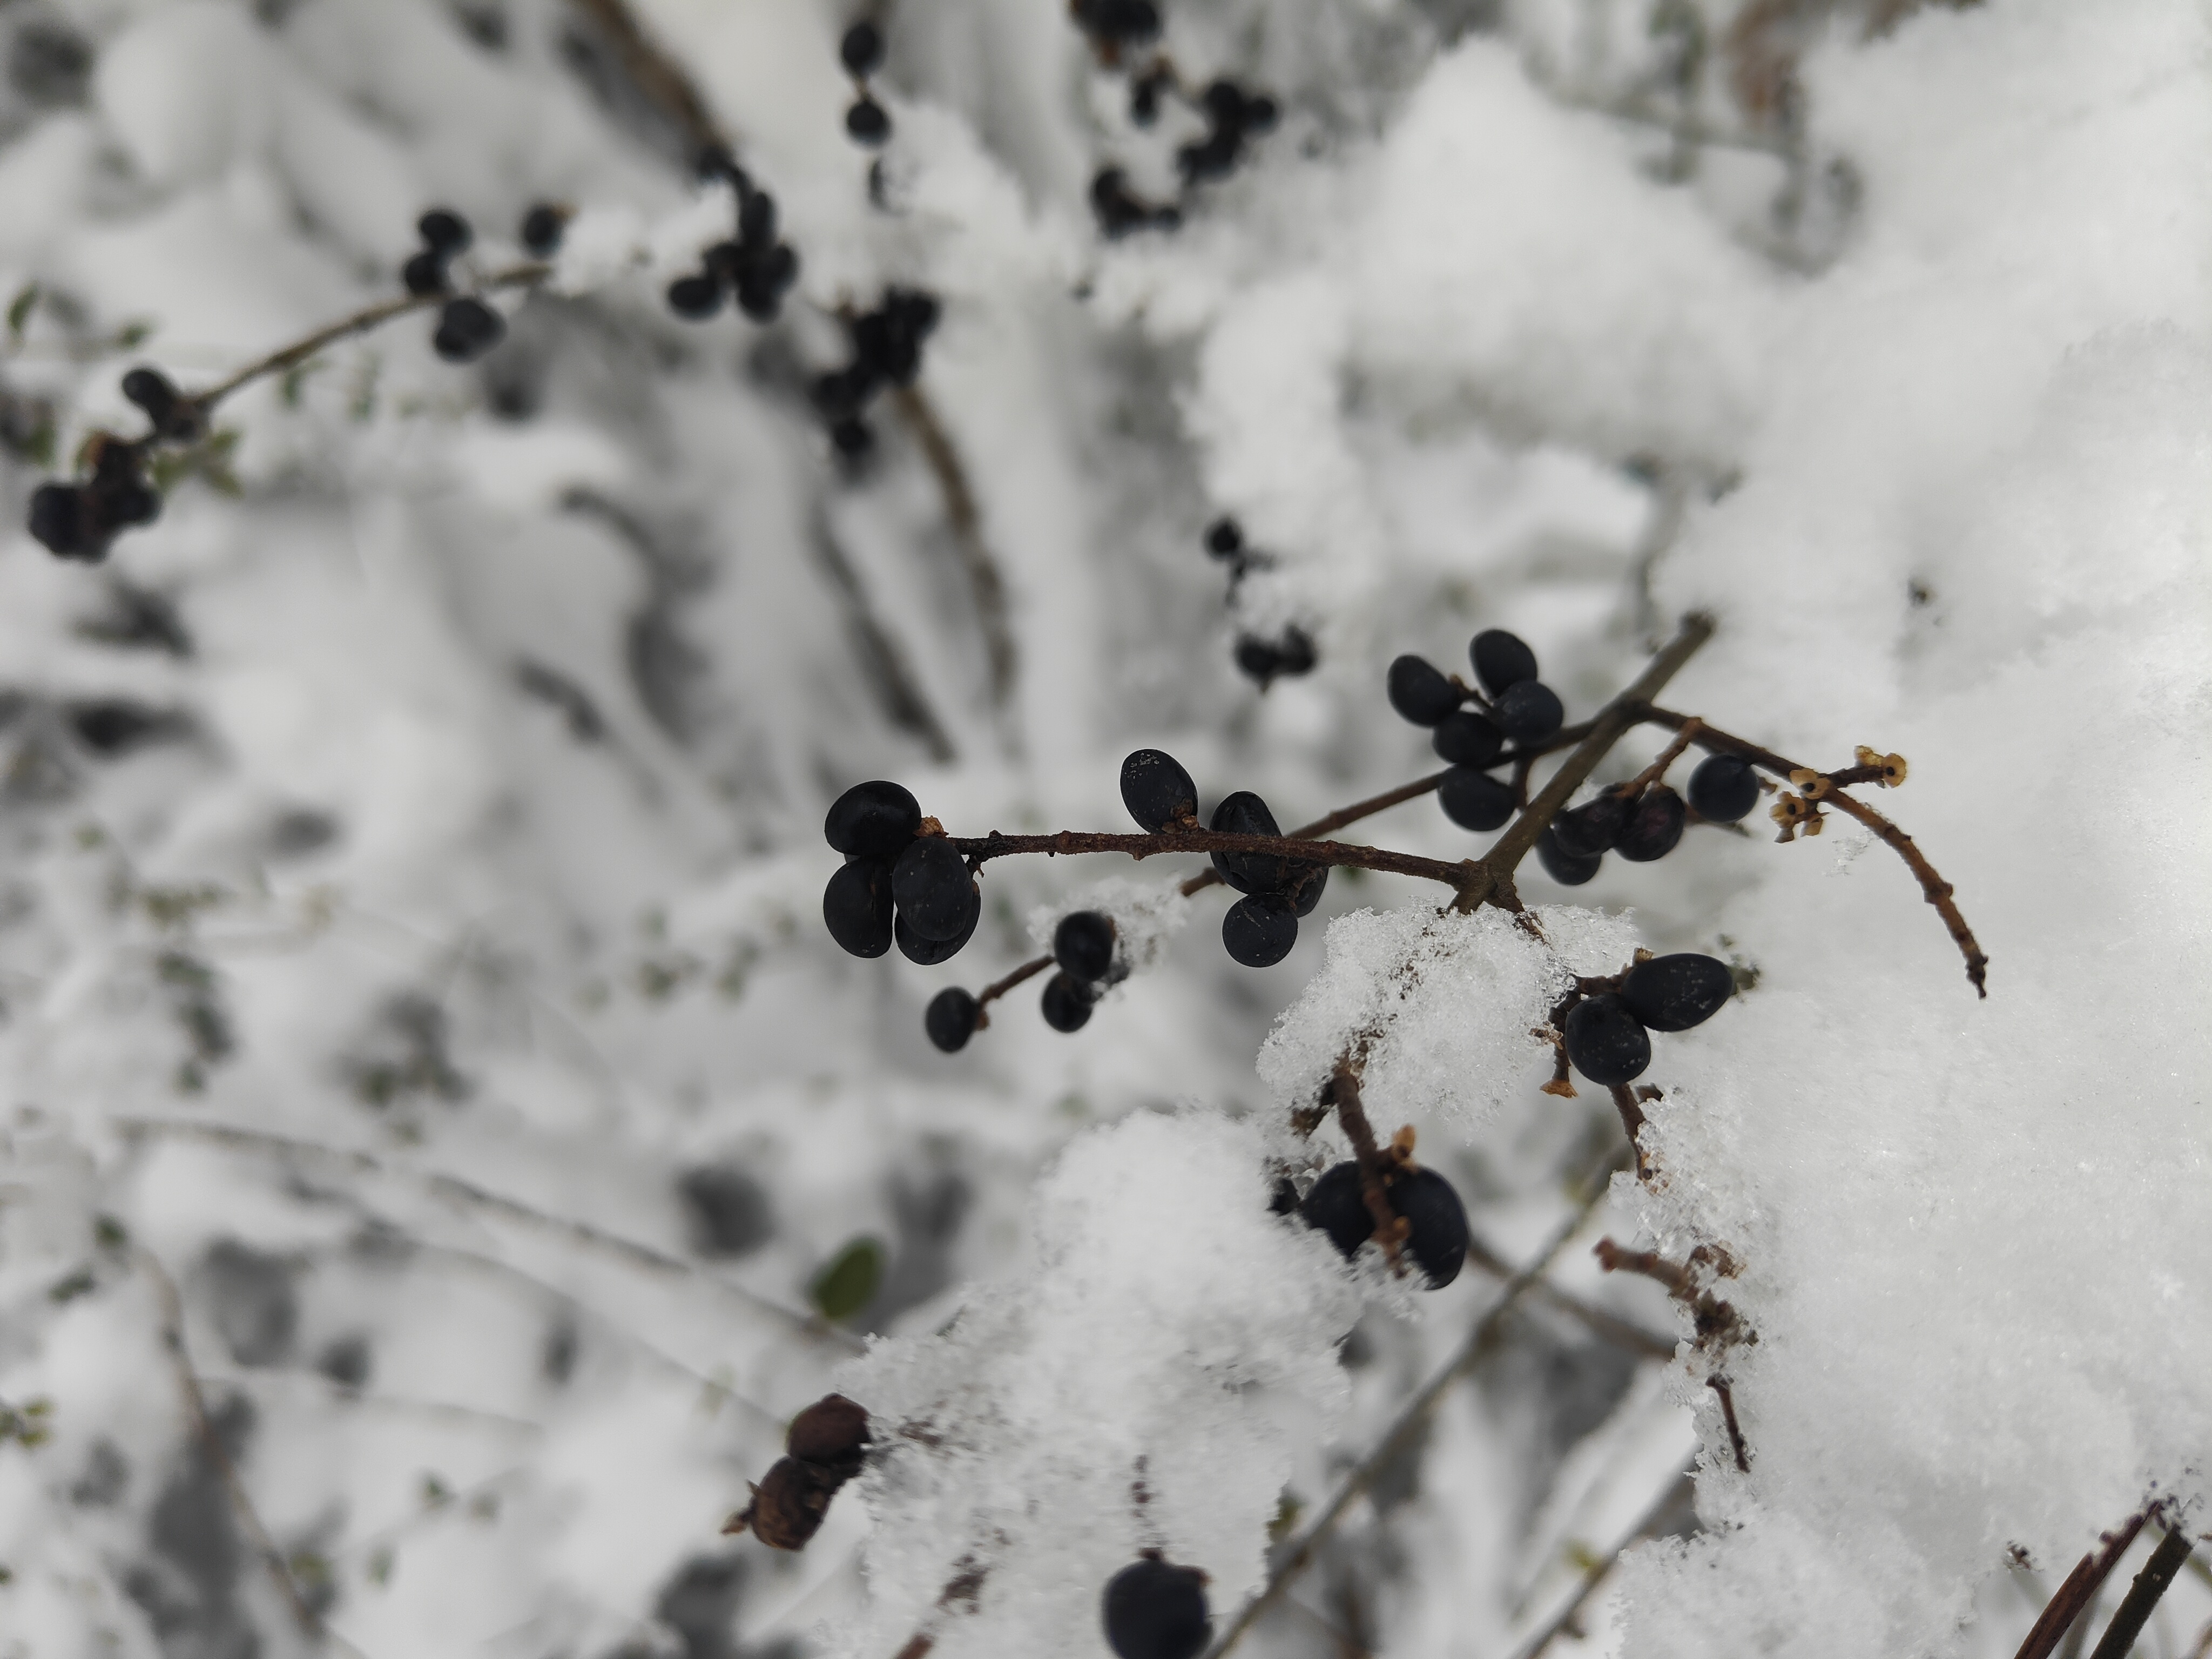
top-left (925, 908), bottom-right (1125, 1053)
top-left (1073, 0), bottom-right (1161, 49)
top-left (666, 170), bottom-right (800, 326)
top-left (400, 209), bottom-right (508, 365)
top-left (1176, 79), bottom-right (1278, 185)
top-left (1103, 1554), bottom-right (1208, 1659)
top-left (1559, 953), bottom-right (1734, 1086)
top-left (1122, 748), bottom-right (1325, 968)
top-left (1536, 750), bottom-right (1763, 886)
top-left (728, 1394), bottom-right (870, 1551)
top-left (1386, 628), bottom-right (1564, 835)
top-left (822, 780), bottom-right (981, 964)
top-left (1204, 519), bottom-right (1316, 690)
top-left (840, 17), bottom-right (892, 146)
top-left (1090, 166), bottom-right (1182, 238)
top-left (29, 431), bottom-right (160, 562)
top-left (811, 288), bottom-right (941, 457)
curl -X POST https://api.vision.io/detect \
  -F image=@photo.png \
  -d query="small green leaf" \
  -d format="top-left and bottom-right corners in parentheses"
top-left (809, 1237), bottom-right (884, 1323)
top-left (7, 282), bottom-right (38, 340)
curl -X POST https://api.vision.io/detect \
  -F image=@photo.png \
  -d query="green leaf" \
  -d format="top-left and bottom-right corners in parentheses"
top-left (5, 283), bottom-right (36, 341)
top-left (809, 1236), bottom-right (884, 1323)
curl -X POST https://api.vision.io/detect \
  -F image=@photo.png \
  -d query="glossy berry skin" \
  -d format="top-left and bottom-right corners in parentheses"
top-left (1286, 862), bottom-right (1328, 918)
top-left (1102, 1556), bottom-right (1208, 1659)
top-left (1208, 792), bottom-right (1291, 895)
top-left (823, 860), bottom-right (895, 958)
top-left (1222, 892), bottom-right (1297, 967)
top-left (1299, 1162), bottom-right (1371, 1258)
top-left (1432, 710), bottom-right (1503, 768)
top-left (924, 987), bottom-right (980, 1053)
top-left (825, 780), bottom-right (921, 858)
top-left (1536, 827), bottom-right (1602, 887)
top-left (520, 203), bottom-right (565, 257)
top-left (1470, 629), bottom-right (1539, 696)
top-left (1620, 953), bottom-right (1734, 1032)
top-left (1394, 1167), bottom-right (1469, 1288)
top-left (1121, 749), bottom-right (1197, 832)
top-left (1386, 653), bottom-right (1461, 726)
top-left (1040, 971), bottom-right (1095, 1034)
top-left (891, 838), bottom-right (976, 941)
top-left (1688, 753), bottom-right (1761, 822)
top-left (667, 272), bottom-right (725, 321)
top-left (1611, 786), bottom-right (1686, 862)
top-left (1054, 911), bottom-right (1117, 983)
top-left (845, 97), bottom-right (891, 145)
top-left (840, 19), bottom-right (884, 75)
top-left (417, 208), bottom-right (472, 258)
top-left (1493, 679), bottom-right (1564, 745)
top-left (1438, 767), bottom-right (1514, 833)
top-left (1563, 993), bottom-right (1651, 1086)
top-left (432, 296), bottom-right (505, 363)
top-left (895, 894), bottom-right (978, 965)
top-left (1552, 793), bottom-right (1630, 860)
top-left (402, 249), bottom-right (450, 297)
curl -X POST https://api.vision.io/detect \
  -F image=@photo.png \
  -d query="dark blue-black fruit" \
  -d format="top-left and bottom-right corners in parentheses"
top-left (825, 780), bottom-right (921, 858)
top-left (1101, 1555), bottom-right (1208, 1659)
top-left (1563, 994), bottom-right (1650, 1085)
top-left (1222, 892), bottom-right (1297, 967)
top-left (1300, 1162), bottom-right (1467, 1289)
top-left (1386, 654), bottom-right (1461, 727)
top-left (1536, 827), bottom-right (1603, 887)
top-left (1074, 0), bottom-right (1162, 44)
top-left (1688, 753), bottom-right (1762, 822)
top-left (738, 190), bottom-right (777, 250)
top-left (1208, 791), bottom-right (1290, 895)
top-left (120, 367), bottom-right (185, 433)
top-left (29, 483), bottom-right (97, 560)
top-left (432, 296), bottom-right (505, 363)
top-left (402, 249), bottom-right (450, 297)
top-left (1299, 1161), bottom-right (1371, 1258)
top-left (1553, 793), bottom-right (1630, 860)
top-left (1286, 861), bottom-right (1328, 918)
top-left (1493, 679), bottom-right (1563, 745)
top-left (840, 19), bottom-right (885, 76)
top-left (1438, 766), bottom-right (1514, 832)
top-left (1054, 911), bottom-right (1117, 983)
top-left (1121, 748), bottom-right (1197, 832)
top-left (1470, 629), bottom-right (1539, 696)
top-left (521, 203), bottom-right (566, 258)
top-left (1620, 953), bottom-right (1734, 1032)
top-left (823, 860), bottom-right (894, 957)
top-left (895, 890), bottom-right (979, 964)
top-left (417, 208), bottom-right (472, 258)
top-left (1204, 518), bottom-right (1242, 558)
top-left (1612, 786), bottom-right (1685, 862)
top-left (923, 987), bottom-right (980, 1053)
top-left (667, 272), bottom-right (725, 320)
top-left (891, 838), bottom-right (976, 941)
top-left (1432, 710), bottom-right (1503, 768)
top-left (1041, 971), bottom-right (1095, 1034)
top-left (845, 97), bottom-right (891, 145)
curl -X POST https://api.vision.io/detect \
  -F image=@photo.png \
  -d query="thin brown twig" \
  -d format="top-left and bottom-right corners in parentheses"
top-left (1324, 1062), bottom-right (1405, 1271)
top-left (139, 1248), bottom-right (374, 1659)
top-left (888, 385), bottom-right (1019, 716)
top-left (2015, 1512), bottom-right (2153, 1659)
top-left (1707, 1378), bottom-right (1751, 1473)
top-left (567, 0), bottom-right (728, 163)
top-left (2086, 1525), bottom-right (2199, 1659)
top-left (975, 953), bottom-right (1053, 1008)
top-left (949, 827), bottom-right (1479, 893)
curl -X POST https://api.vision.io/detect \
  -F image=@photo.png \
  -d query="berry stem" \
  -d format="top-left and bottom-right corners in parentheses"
top-left (946, 827), bottom-right (1480, 891)
top-left (974, 953), bottom-right (1053, 1009)
top-left (1707, 1377), bottom-right (1752, 1473)
top-left (1608, 1082), bottom-right (1650, 1178)
top-left (1324, 1061), bottom-right (1406, 1273)
top-left (2013, 1511), bottom-right (2153, 1659)
top-left (1618, 716), bottom-right (1703, 798)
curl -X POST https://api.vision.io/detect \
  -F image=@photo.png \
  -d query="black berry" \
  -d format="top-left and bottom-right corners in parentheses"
top-left (1688, 753), bottom-right (1761, 822)
top-left (1386, 654), bottom-right (1461, 726)
top-left (29, 483), bottom-right (98, 561)
top-left (1235, 628), bottom-right (1316, 686)
top-left (1563, 993), bottom-right (1650, 1086)
top-left (402, 249), bottom-right (451, 297)
top-left (432, 296), bottom-right (505, 363)
top-left (846, 97), bottom-right (891, 145)
top-left (1208, 791), bottom-right (1290, 895)
top-left (417, 208), bottom-right (472, 258)
top-left (1054, 911), bottom-right (1117, 982)
top-left (667, 271), bottom-right (725, 321)
top-left (1432, 710), bottom-right (1503, 768)
top-left (1299, 1162), bottom-right (1370, 1257)
top-left (738, 189), bottom-right (777, 250)
top-left (1438, 766), bottom-right (1514, 832)
top-left (1074, 0), bottom-right (1162, 44)
top-left (120, 367), bottom-right (186, 436)
top-left (924, 987), bottom-right (980, 1053)
top-left (824, 780), bottom-right (921, 858)
top-left (520, 203), bottom-right (566, 257)
top-left (891, 838), bottom-right (976, 941)
top-left (1090, 167), bottom-right (1180, 238)
top-left (1470, 628), bottom-right (1539, 696)
top-left (823, 860), bottom-right (895, 957)
top-left (1040, 971), bottom-right (1096, 1034)
top-left (1204, 517), bottom-right (1242, 558)
top-left (1222, 892), bottom-right (1297, 967)
top-left (1394, 1167), bottom-right (1469, 1289)
top-left (1553, 793), bottom-right (1630, 859)
top-left (1101, 1556), bottom-right (1208, 1659)
top-left (895, 892), bottom-right (979, 964)
top-left (1493, 679), bottom-right (1563, 745)
top-left (1121, 749), bottom-right (1197, 832)
top-left (1286, 862), bottom-right (1329, 917)
top-left (829, 417), bottom-right (874, 457)
top-left (1611, 786), bottom-right (1685, 862)
top-left (840, 19), bottom-right (884, 76)
top-left (1536, 827), bottom-right (1602, 886)
top-left (1620, 953), bottom-right (1734, 1032)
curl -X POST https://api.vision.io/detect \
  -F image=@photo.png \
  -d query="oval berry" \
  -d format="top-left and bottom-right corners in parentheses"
top-left (1431, 710), bottom-right (1503, 768)
top-left (1208, 791), bottom-right (1290, 895)
top-left (1493, 679), bottom-right (1563, 745)
top-left (1620, 953), bottom-right (1734, 1032)
top-left (822, 860), bottom-right (894, 957)
top-left (1385, 654), bottom-right (1461, 726)
top-left (1222, 892), bottom-right (1297, 967)
top-left (1563, 994), bottom-right (1651, 1086)
top-left (1536, 828), bottom-right (1602, 887)
top-left (1054, 911), bottom-right (1117, 983)
top-left (1102, 1555), bottom-right (1208, 1659)
top-left (1470, 628), bottom-right (1539, 696)
top-left (1553, 793), bottom-right (1630, 859)
top-left (1438, 766), bottom-right (1514, 832)
top-left (923, 987), bottom-right (980, 1053)
top-left (824, 779), bottom-right (921, 858)
top-left (891, 838), bottom-right (976, 941)
top-left (1688, 753), bottom-right (1761, 822)
top-left (1040, 971), bottom-right (1096, 1034)
top-left (1612, 786), bottom-right (1685, 862)
top-left (1121, 748), bottom-right (1197, 832)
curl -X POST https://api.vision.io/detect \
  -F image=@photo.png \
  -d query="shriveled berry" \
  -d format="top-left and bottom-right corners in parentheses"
top-left (1438, 766), bottom-right (1514, 832)
top-left (1432, 710), bottom-right (1503, 768)
top-left (1612, 786), bottom-right (1685, 862)
top-left (417, 209), bottom-right (470, 258)
top-left (786, 1393), bottom-right (870, 1475)
top-left (891, 838), bottom-right (977, 942)
top-left (824, 779), bottom-right (921, 857)
top-left (28, 483), bottom-right (98, 561)
top-left (432, 296), bottom-right (505, 363)
top-left (733, 1456), bottom-right (839, 1550)
top-left (1102, 1556), bottom-right (1208, 1659)
top-left (894, 892), bottom-right (978, 964)
top-left (667, 271), bottom-right (725, 320)
top-left (1054, 910), bottom-right (1117, 982)
top-left (1395, 1166), bottom-right (1468, 1289)
top-left (1386, 653), bottom-right (1461, 726)
top-left (924, 987), bottom-right (981, 1053)
top-left (1041, 970), bottom-right (1095, 1034)
top-left (1563, 993), bottom-right (1651, 1086)
top-left (845, 97), bottom-right (891, 145)
top-left (1553, 793), bottom-right (1630, 859)
top-left (1620, 953), bottom-right (1734, 1032)
top-left (402, 249), bottom-right (450, 297)
top-left (1222, 892), bottom-right (1297, 967)
top-left (1208, 791), bottom-right (1290, 895)
top-left (1688, 753), bottom-right (1761, 822)
top-left (1470, 629), bottom-right (1539, 696)
top-left (1536, 827), bottom-right (1602, 887)
top-left (1494, 680), bottom-right (1563, 745)
top-left (823, 860), bottom-right (895, 957)
top-left (520, 203), bottom-right (566, 257)
top-left (1121, 748), bottom-right (1197, 832)
top-left (1204, 517), bottom-right (1242, 558)
top-left (840, 19), bottom-right (884, 76)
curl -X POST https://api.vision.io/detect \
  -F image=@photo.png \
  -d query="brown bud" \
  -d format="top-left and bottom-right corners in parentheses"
top-left (725, 1456), bottom-right (841, 1550)
top-left (787, 1392), bottom-right (871, 1476)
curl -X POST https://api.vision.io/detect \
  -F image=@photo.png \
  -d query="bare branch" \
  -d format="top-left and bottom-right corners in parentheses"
top-left (2015, 1512), bottom-right (2153, 1659)
top-left (2086, 1525), bottom-right (2199, 1659)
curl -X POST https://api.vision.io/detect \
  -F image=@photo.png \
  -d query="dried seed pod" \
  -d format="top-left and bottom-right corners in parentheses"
top-left (726, 1456), bottom-right (840, 1550)
top-left (786, 1393), bottom-right (871, 1476)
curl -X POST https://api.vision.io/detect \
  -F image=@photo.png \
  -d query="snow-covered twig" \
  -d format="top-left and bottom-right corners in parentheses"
top-left (2015, 1511), bottom-right (2152, 1659)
